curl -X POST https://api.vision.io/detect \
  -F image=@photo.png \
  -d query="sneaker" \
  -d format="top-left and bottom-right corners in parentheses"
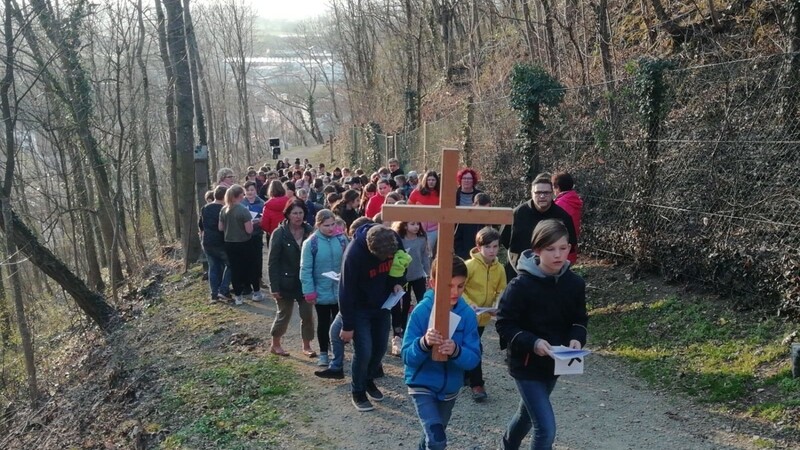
top-left (233, 295), bottom-right (244, 306)
top-left (209, 295), bottom-right (219, 305)
top-left (365, 380), bottom-right (384, 402)
top-left (317, 353), bottom-right (330, 366)
top-left (251, 291), bottom-right (265, 302)
top-left (217, 292), bottom-right (232, 302)
top-left (314, 368), bottom-right (344, 379)
top-left (351, 392), bottom-right (374, 412)
top-left (471, 386), bottom-right (488, 402)
top-left (390, 336), bottom-right (402, 357)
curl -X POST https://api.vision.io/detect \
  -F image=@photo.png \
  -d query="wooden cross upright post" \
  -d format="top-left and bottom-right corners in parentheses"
top-left (382, 148), bottom-right (513, 361)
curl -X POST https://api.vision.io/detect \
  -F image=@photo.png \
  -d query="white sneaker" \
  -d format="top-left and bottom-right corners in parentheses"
top-left (233, 295), bottom-right (244, 306)
top-left (251, 291), bottom-right (265, 302)
top-left (391, 336), bottom-right (402, 356)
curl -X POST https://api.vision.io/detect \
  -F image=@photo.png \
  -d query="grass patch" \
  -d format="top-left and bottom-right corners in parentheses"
top-left (159, 354), bottom-right (295, 449)
top-left (586, 265), bottom-right (800, 429)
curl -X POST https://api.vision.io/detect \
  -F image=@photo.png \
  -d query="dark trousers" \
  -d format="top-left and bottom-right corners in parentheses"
top-left (315, 304), bottom-right (339, 353)
top-left (392, 277), bottom-right (427, 336)
top-left (224, 241), bottom-right (260, 296)
top-left (465, 326), bottom-right (485, 387)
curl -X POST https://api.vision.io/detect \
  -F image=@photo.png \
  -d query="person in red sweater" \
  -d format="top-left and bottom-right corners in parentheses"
top-left (552, 172), bottom-right (583, 264)
top-left (408, 170), bottom-right (440, 254)
top-left (364, 179), bottom-right (392, 219)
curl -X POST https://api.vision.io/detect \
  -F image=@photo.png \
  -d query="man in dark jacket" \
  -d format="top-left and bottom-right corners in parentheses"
top-left (499, 173), bottom-right (577, 282)
top-left (339, 223), bottom-right (406, 411)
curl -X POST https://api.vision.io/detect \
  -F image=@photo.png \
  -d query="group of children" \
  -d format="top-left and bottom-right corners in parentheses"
top-left (199, 159), bottom-right (588, 450)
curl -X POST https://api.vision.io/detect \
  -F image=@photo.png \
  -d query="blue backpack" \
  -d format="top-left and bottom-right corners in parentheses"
top-left (309, 233), bottom-right (349, 264)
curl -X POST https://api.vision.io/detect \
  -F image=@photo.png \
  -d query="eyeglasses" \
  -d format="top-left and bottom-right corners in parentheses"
top-left (461, 177), bottom-right (473, 181)
top-left (225, 175), bottom-right (235, 179)
top-left (533, 191), bottom-right (552, 197)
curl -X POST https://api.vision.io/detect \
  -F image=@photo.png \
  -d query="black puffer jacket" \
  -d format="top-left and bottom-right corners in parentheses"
top-left (268, 220), bottom-right (314, 300)
top-left (495, 250), bottom-right (588, 380)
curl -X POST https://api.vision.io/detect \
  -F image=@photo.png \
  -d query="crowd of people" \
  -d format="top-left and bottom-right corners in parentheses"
top-left (197, 155), bottom-right (586, 450)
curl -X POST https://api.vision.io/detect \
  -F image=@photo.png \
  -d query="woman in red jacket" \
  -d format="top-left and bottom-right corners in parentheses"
top-left (261, 180), bottom-right (289, 236)
top-left (408, 170), bottom-right (440, 254)
top-left (364, 179), bottom-right (392, 219)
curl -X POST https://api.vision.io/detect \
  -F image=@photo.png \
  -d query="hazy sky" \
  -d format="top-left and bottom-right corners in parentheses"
top-left (259, 0), bottom-right (329, 20)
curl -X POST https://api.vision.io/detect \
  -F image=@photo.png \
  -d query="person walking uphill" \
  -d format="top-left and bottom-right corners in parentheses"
top-left (268, 199), bottom-right (316, 357)
top-left (338, 223), bottom-right (406, 412)
top-left (300, 209), bottom-right (349, 367)
top-left (496, 219), bottom-right (588, 450)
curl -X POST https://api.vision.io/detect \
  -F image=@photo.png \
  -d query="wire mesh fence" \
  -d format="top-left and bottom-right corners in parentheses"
top-left (336, 54), bottom-right (800, 313)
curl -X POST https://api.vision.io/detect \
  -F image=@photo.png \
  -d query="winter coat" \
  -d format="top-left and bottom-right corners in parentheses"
top-left (267, 221), bottom-right (313, 299)
top-left (499, 201), bottom-right (577, 278)
top-left (464, 248), bottom-right (507, 328)
top-left (495, 250), bottom-right (588, 381)
top-left (260, 195), bottom-right (290, 234)
top-left (554, 190), bottom-right (583, 263)
top-left (338, 223), bottom-right (406, 331)
top-left (402, 289), bottom-right (481, 401)
top-left (300, 230), bottom-right (348, 305)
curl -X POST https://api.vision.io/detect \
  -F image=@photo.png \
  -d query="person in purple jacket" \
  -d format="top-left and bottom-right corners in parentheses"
top-left (338, 223), bottom-right (405, 412)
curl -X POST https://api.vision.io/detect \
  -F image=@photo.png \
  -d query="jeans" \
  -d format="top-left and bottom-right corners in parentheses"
top-left (392, 277), bottom-right (427, 336)
top-left (205, 246), bottom-right (231, 297)
top-left (329, 312), bottom-right (345, 370)
top-left (465, 326), bottom-right (485, 387)
top-left (350, 308), bottom-right (390, 393)
top-left (315, 304), bottom-right (339, 353)
top-left (502, 378), bottom-right (558, 450)
top-left (410, 393), bottom-right (456, 450)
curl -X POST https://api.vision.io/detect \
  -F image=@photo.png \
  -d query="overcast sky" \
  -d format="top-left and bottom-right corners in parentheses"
top-left (259, 0), bottom-right (329, 20)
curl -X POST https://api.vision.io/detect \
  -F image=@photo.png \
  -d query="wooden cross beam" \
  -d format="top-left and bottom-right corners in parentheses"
top-left (382, 148), bottom-right (513, 361)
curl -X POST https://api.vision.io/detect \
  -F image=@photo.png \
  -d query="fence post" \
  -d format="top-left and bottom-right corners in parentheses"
top-left (462, 95), bottom-right (474, 167)
top-left (351, 125), bottom-right (358, 168)
top-left (422, 121), bottom-right (428, 170)
top-left (329, 132), bottom-right (334, 162)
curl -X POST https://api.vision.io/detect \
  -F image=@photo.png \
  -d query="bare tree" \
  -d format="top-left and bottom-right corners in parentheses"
top-left (163, 0), bottom-right (201, 269)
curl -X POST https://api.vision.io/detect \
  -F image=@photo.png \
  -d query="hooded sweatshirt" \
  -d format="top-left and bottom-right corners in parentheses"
top-left (495, 250), bottom-right (588, 380)
top-left (402, 289), bottom-right (481, 401)
top-left (338, 223), bottom-right (406, 331)
top-left (555, 190), bottom-right (583, 263)
top-left (464, 248), bottom-right (507, 328)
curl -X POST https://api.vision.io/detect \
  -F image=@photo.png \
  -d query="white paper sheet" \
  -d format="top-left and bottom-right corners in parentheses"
top-left (548, 345), bottom-right (591, 375)
top-left (382, 290), bottom-right (405, 309)
top-left (427, 309), bottom-right (461, 339)
top-left (473, 307), bottom-right (498, 315)
top-left (250, 211), bottom-right (259, 219)
top-left (322, 271), bottom-right (340, 281)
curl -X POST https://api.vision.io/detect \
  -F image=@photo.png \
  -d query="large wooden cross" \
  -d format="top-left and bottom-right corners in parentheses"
top-left (382, 148), bottom-right (513, 361)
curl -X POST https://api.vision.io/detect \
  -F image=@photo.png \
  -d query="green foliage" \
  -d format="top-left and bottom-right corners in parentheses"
top-left (160, 355), bottom-right (294, 448)
top-left (588, 267), bottom-right (800, 427)
top-left (633, 58), bottom-right (676, 128)
top-left (509, 63), bottom-right (565, 126)
top-left (508, 63), bottom-right (564, 181)
top-left (362, 122), bottom-right (383, 171)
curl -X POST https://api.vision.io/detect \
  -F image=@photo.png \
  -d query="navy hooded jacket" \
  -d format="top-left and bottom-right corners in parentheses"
top-left (338, 223), bottom-right (406, 331)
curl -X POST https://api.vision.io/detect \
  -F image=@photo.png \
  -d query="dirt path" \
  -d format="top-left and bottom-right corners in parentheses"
top-left (233, 291), bottom-right (777, 450)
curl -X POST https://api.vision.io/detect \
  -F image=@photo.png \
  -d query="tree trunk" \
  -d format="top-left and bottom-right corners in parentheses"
top-left (163, 0), bottom-right (201, 269)
top-left (540, 0), bottom-right (558, 75)
top-left (155, 0), bottom-right (182, 239)
top-left (784, 0), bottom-right (800, 138)
top-left (22, 0), bottom-right (133, 282)
top-left (134, 0), bottom-right (166, 247)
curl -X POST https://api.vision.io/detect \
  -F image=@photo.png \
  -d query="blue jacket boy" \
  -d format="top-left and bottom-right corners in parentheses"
top-left (402, 289), bottom-right (481, 400)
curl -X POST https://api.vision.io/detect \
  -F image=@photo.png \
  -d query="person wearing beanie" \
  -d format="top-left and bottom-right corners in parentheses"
top-left (338, 223), bottom-right (406, 412)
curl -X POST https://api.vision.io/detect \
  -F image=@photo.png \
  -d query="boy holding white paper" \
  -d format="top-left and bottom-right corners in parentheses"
top-left (403, 256), bottom-right (481, 450)
top-left (496, 219), bottom-right (588, 450)
top-left (463, 226), bottom-right (507, 401)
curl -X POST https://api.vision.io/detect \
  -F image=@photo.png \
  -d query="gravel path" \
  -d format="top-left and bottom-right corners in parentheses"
top-left (236, 296), bottom-right (775, 450)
